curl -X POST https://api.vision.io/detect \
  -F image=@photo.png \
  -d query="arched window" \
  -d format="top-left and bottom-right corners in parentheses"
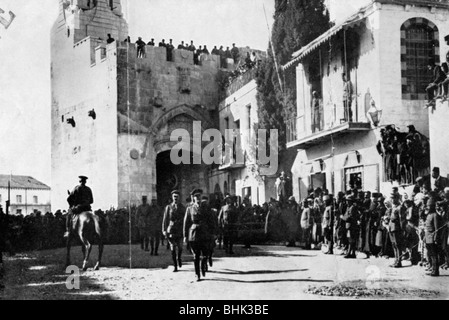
top-left (401, 18), bottom-right (440, 100)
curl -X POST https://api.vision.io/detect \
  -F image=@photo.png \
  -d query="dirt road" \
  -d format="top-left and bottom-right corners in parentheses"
top-left (1, 244), bottom-right (448, 300)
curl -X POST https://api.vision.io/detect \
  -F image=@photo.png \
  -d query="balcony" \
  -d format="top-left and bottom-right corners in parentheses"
top-left (287, 102), bottom-right (372, 150)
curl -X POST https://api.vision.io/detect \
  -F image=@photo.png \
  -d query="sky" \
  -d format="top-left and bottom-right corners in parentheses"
top-left (0, 0), bottom-right (275, 187)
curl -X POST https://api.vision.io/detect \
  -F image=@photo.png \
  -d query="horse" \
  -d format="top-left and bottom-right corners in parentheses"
top-left (65, 193), bottom-right (104, 272)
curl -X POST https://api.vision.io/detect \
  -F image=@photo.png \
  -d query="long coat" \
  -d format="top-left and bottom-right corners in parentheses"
top-left (162, 203), bottom-right (186, 240)
top-left (184, 202), bottom-right (215, 243)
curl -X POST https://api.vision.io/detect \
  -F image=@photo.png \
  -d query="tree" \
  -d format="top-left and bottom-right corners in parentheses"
top-left (256, 0), bottom-right (331, 167)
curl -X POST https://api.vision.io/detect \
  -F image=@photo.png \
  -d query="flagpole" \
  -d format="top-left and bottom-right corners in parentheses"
top-left (263, 4), bottom-right (284, 93)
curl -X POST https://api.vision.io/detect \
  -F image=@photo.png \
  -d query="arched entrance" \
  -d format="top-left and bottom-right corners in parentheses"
top-left (156, 150), bottom-right (208, 207)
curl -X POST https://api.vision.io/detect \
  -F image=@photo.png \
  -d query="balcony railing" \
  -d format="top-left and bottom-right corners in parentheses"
top-left (286, 117), bottom-right (298, 144)
top-left (287, 101), bottom-right (371, 149)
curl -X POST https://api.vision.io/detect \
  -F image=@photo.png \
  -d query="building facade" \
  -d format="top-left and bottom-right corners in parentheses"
top-left (51, 0), bottom-right (254, 210)
top-left (0, 175), bottom-right (51, 215)
top-left (209, 69), bottom-right (276, 206)
top-left (285, 0), bottom-right (449, 200)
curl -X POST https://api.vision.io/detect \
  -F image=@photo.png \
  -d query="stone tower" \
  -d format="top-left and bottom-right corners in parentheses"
top-left (51, 0), bottom-right (224, 211)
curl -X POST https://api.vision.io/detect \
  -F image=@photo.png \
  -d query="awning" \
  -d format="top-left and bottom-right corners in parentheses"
top-left (283, 3), bottom-right (374, 70)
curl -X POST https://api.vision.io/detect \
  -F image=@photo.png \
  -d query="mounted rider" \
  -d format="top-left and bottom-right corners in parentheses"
top-left (64, 176), bottom-right (94, 238)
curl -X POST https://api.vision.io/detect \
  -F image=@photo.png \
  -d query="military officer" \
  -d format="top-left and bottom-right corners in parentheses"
top-left (162, 190), bottom-right (186, 272)
top-left (218, 195), bottom-right (239, 255)
top-left (389, 193), bottom-right (404, 268)
top-left (184, 189), bottom-right (215, 281)
top-left (64, 176), bottom-right (94, 238)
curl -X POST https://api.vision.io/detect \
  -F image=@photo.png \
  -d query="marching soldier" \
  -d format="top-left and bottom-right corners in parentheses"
top-left (184, 189), bottom-right (215, 282)
top-left (162, 190), bottom-right (186, 272)
top-left (219, 195), bottom-right (239, 255)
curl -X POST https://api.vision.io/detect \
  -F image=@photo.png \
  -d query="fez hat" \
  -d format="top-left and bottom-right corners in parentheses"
top-left (433, 167), bottom-right (440, 174)
top-left (407, 125), bottom-right (416, 131)
top-left (445, 34), bottom-right (449, 42)
top-left (79, 176), bottom-right (88, 181)
top-left (171, 190), bottom-right (180, 196)
top-left (142, 195), bottom-right (148, 200)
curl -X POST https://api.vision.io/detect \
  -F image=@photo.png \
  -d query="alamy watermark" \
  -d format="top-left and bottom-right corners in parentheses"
top-left (65, 265), bottom-right (80, 290)
top-left (170, 121), bottom-right (279, 176)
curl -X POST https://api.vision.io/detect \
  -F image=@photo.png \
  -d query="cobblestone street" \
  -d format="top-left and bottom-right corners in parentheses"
top-left (1, 245), bottom-right (448, 300)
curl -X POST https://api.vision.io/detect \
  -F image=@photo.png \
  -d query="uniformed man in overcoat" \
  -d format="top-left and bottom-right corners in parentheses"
top-left (388, 193), bottom-right (404, 268)
top-left (162, 190), bottom-right (186, 272)
top-left (184, 189), bottom-right (215, 281)
top-left (64, 176), bottom-right (94, 238)
top-left (218, 195), bottom-right (239, 255)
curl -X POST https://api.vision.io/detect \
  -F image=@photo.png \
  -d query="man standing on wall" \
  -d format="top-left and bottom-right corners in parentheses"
top-left (343, 73), bottom-right (353, 122)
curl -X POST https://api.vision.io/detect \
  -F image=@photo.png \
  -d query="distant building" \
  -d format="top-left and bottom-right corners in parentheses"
top-left (0, 175), bottom-right (51, 215)
top-left (284, 0), bottom-right (448, 199)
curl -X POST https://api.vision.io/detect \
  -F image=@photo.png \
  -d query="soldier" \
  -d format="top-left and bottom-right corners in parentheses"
top-left (342, 195), bottom-right (358, 259)
top-left (162, 190), bottom-right (186, 272)
top-left (149, 198), bottom-right (163, 256)
top-left (64, 176), bottom-right (93, 238)
top-left (203, 45), bottom-right (210, 55)
top-left (147, 38), bottom-right (155, 46)
top-left (178, 41), bottom-right (185, 50)
top-left (137, 196), bottom-right (151, 251)
top-left (184, 189), bottom-right (215, 282)
top-left (158, 39), bottom-right (167, 48)
top-left (219, 195), bottom-right (239, 255)
top-left (0, 205), bottom-right (6, 266)
top-left (322, 195), bottom-right (334, 254)
top-left (388, 193), bottom-right (404, 268)
top-left (239, 197), bottom-right (254, 249)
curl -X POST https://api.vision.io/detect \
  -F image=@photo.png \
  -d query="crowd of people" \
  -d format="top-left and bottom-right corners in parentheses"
top-left (3, 167), bottom-right (448, 280)
top-left (425, 35), bottom-right (449, 108)
top-left (120, 34), bottom-right (246, 68)
top-left (274, 166), bottom-right (449, 277)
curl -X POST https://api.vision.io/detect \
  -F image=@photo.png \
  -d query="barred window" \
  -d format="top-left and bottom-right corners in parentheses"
top-left (401, 18), bottom-right (439, 100)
